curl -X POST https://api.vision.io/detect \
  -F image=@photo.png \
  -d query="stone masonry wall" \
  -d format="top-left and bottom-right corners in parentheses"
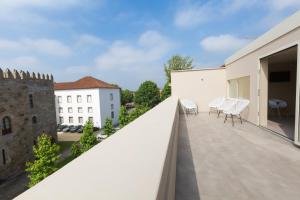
top-left (0, 69), bottom-right (57, 181)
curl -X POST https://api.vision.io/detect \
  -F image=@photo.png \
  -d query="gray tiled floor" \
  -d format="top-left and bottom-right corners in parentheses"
top-left (176, 113), bottom-right (300, 200)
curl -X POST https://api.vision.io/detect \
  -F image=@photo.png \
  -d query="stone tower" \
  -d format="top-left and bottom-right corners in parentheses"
top-left (0, 68), bottom-right (57, 181)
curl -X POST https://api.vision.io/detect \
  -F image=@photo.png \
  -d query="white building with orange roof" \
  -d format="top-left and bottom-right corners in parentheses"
top-left (54, 76), bottom-right (120, 128)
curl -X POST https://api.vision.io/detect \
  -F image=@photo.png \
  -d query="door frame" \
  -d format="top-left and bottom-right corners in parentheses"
top-left (257, 41), bottom-right (300, 146)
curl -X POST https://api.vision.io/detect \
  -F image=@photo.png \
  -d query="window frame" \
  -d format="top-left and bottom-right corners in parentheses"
top-left (87, 95), bottom-right (92, 103)
top-left (2, 116), bottom-right (12, 135)
top-left (67, 95), bottom-right (72, 103)
top-left (77, 95), bottom-right (82, 103)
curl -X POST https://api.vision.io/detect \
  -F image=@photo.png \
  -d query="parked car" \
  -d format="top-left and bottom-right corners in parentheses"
top-left (96, 133), bottom-right (108, 141)
top-left (70, 125), bottom-right (80, 133)
top-left (62, 126), bottom-right (71, 132)
top-left (57, 125), bottom-right (67, 132)
top-left (77, 125), bottom-right (83, 133)
top-left (93, 127), bottom-right (100, 132)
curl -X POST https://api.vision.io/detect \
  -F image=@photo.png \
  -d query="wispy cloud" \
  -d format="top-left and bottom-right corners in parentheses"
top-left (174, 0), bottom-right (300, 29)
top-left (0, 38), bottom-right (72, 57)
top-left (267, 0), bottom-right (300, 10)
top-left (76, 34), bottom-right (106, 46)
top-left (95, 30), bottom-right (174, 70)
top-left (200, 34), bottom-right (251, 53)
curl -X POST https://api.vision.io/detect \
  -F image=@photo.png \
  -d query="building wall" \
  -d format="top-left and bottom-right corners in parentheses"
top-left (99, 88), bottom-right (121, 126)
top-left (55, 88), bottom-right (120, 128)
top-left (171, 68), bottom-right (226, 112)
top-left (0, 69), bottom-right (56, 180)
top-left (225, 27), bottom-right (300, 124)
top-left (55, 89), bottom-right (101, 127)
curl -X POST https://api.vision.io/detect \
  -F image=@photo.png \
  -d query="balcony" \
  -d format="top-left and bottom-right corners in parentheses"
top-left (15, 97), bottom-right (300, 200)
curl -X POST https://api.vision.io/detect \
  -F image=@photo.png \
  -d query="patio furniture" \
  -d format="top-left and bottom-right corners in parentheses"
top-left (223, 99), bottom-right (250, 126)
top-left (180, 99), bottom-right (198, 115)
top-left (216, 98), bottom-right (237, 118)
top-left (208, 97), bottom-right (225, 115)
top-left (268, 99), bottom-right (287, 118)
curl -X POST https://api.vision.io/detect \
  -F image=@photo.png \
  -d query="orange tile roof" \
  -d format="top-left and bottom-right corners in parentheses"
top-left (54, 76), bottom-right (119, 90)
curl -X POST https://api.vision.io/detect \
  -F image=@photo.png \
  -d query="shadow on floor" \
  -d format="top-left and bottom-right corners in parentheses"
top-left (175, 114), bottom-right (200, 200)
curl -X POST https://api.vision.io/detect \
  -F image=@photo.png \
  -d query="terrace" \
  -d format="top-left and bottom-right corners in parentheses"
top-left (15, 97), bottom-right (300, 200)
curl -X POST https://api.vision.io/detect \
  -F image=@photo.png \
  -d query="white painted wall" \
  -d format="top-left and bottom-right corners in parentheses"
top-left (171, 68), bottom-right (226, 112)
top-left (99, 89), bottom-right (121, 126)
top-left (55, 88), bottom-right (120, 128)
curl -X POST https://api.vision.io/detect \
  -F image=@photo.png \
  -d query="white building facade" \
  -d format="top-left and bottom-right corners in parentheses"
top-left (54, 76), bottom-right (120, 128)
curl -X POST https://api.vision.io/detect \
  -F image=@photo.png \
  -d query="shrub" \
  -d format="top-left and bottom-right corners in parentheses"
top-left (128, 105), bottom-right (150, 122)
top-left (119, 106), bottom-right (130, 128)
top-left (104, 118), bottom-right (115, 136)
top-left (71, 121), bottom-right (98, 157)
top-left (134, 81), bottom-right (160, 108)
top-left (26, 134), bottom-right (60, 188)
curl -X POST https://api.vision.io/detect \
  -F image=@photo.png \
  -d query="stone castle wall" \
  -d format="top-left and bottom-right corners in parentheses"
top-left (0, 68), bottom-right (57, 181)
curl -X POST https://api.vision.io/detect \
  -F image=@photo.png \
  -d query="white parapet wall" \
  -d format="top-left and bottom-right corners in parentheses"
top-left (171, 68), bottom-right (227, 112)
top-left (15, 97), bottom-right (179, 200)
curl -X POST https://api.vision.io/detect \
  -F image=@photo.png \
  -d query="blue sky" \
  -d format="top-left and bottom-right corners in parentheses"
top-left (0, 0), bottom-right (300, 90)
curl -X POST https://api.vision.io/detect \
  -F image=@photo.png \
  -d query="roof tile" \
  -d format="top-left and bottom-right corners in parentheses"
top-left (54, 76), bottom-right (118, 90)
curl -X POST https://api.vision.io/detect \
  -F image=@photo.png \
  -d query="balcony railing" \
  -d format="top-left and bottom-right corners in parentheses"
top-left (15, 97), bottom-right (179, 200)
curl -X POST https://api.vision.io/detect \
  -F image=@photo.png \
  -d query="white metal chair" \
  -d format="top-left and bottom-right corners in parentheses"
top-left (223, 99), bottom-right (250, 126)
top-left (180, 99), bottom-right (198, 115)
top-left (216, 98), bottom-right (237, 118)
top-left (208, 97), bottom-right (225, 115)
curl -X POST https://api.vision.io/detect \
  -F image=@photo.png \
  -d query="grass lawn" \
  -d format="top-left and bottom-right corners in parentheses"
top-left (57, 141), bottom-right (74, 153)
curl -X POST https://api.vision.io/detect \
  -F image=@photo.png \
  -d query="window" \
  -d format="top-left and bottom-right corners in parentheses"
top-left (77, 95), bottom-right (82, 103)
top-left (87, 95), bottom-right (92, 103)
top-left (111, 104), bottom-right (114, 110)
top-left (110, 93), bottom-right (113, 101)
top-left (69, 117), bottom-right (74, 123)
top-left (32, 116), bottom-right (37, 124)
top-left (88, 107), bottom-right (93, 113)
top-left (67, 96), bottom-right (72, 103)
top-left (111, 111), bottom-right (114, 119)
top-left (88, 117), bottom-right (93, 123)
top-left (2, 149), bottom-right (6, 165)
top-left (59, 107), bottom-right (63, 113)
top-left (29, 94), bottom-right (34, 108)
top-left (78, 107), bottom-right (83, 113)
top-left (68, 107), bottom-right (73, 113)
top-left (59, 117), bottom-right (64, 124)
top-left (2, 116), bottom-right (12, 135)
top-left (78, 117), bottom-right (83, 124)
top-left (57, 96), bottom-right (62, 103)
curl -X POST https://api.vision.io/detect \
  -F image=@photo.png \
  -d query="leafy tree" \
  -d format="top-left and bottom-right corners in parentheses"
top-left (134, 81), bottom-right (160, 108)
top-left (119, 106), bottom-right (130, 128)
top-left (121, 89), bottom-right (134, 105)
top-left (71, 120), bottom-right (98, 157)
top-left (104, 118), bottom-right (115, 136)
top-left (128, 105), bottom-right (150, 122)
top-left (164, 55), bottom-right (193, 83)
top-left (26, 134), bottom-right (60, 188)
top-left (161, 82), bottom-right (171, 100)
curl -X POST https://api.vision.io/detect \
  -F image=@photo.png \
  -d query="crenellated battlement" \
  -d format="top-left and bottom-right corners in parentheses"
top-left (0, 68), bottom-right (53, 82)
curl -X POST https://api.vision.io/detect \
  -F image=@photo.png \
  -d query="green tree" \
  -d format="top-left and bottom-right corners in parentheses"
top-left (164, 55), bottom-right (193, 83)
top-left (134, 81), bottom-right (160, 108)
top-left (71, 120), bottom-right (98, 157)
top-left (119, 106), bottom-right (130, 128)
top-left (128, 105), bottom-right (150, 122)
top-left (121, 89), bottom-right (134, 105)
top-left (104, 118), bottom-right (115, 136)
top-left (161, 82), bottom-right (171, 100)
top-left (26, 134), bottom-right (60, 188)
